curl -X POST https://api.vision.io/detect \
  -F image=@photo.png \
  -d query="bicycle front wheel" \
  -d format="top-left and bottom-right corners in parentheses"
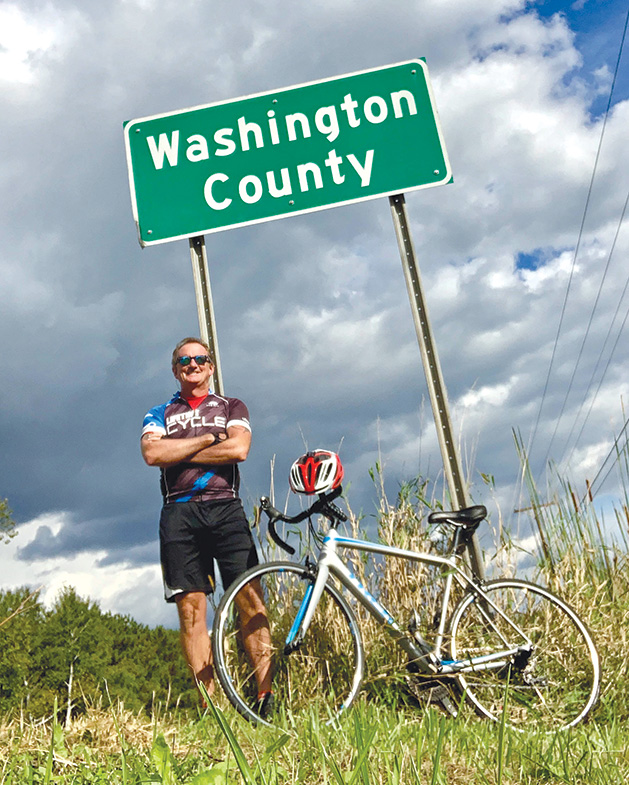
top-left (212, 561), bottom-right (364, 725)
top-left (449, 579), bottom-right (600, 731)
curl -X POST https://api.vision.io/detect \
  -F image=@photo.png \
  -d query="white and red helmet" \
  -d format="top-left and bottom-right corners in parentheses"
top-left (289, 450), bottom-right (344, 495)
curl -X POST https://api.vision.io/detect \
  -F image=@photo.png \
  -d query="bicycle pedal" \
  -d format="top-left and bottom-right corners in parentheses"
top-left (430, 685), bottom-right (458, 717)
top-left (405, 676), bottom-right (458, 718)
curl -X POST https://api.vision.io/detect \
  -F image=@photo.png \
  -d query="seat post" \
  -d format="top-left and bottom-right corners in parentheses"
top-left (450, 525), bottom-right (463, 555)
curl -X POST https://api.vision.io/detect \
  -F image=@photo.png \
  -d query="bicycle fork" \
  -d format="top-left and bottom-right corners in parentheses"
top-left (284, 578), bottom-right (315, 654)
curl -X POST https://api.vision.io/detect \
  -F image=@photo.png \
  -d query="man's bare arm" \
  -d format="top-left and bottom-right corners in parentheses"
top-left (187, 425), bottom-right (251, 465)
top-left (141, 431), bottom-right (215, 467)
top-left (141, 426), bottom-right (250, 468)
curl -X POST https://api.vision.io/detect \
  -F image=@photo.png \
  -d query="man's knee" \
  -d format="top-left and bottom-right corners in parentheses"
top-left (234, 578), bottom-right (264, 611)
top-left (234, 580), bottom-right (268, 630)
top-left (176, 591), bottom-right (208, 631)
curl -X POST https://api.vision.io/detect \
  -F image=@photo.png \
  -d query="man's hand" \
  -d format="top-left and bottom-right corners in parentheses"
top-left (141, 430), bottom-right (216, 467)
top-left (186, 426), bottom-right (249, 465)
top-left (141, 427), bottom-right (246, 468)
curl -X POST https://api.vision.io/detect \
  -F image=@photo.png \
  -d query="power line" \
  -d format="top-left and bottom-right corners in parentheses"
top-left (559, 189), bottom-right (629, 469)
top-left (583, 413), bottom-right (629, 505)
top-left (529, 5), bottom-right (629, 474)
top-left (569, 303), bottom-right (629, 471)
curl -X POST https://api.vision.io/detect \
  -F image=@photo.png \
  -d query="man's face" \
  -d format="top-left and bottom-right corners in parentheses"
top-left (173, 342), bottom-right (214, 390)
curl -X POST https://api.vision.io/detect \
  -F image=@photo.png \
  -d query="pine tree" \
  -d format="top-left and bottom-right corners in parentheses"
top-left (0, 498), bottom-right (16, 545)
top-left (0, 588), bottom-right (45, 713)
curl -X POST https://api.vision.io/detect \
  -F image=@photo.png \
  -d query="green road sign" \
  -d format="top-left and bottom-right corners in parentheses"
top-left (124, 60), bottom-right (451, 246)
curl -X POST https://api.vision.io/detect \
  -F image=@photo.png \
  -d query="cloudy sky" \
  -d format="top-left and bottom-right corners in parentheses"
top-left (1, 0), bottom-right (628, 627)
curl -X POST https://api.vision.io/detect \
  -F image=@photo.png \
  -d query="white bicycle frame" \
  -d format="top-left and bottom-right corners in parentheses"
top-left (286, 526), bottom-right (533, 676)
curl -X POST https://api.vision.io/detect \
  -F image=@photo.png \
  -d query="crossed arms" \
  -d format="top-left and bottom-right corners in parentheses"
top-left (141, 425), bottom-right (251, 468)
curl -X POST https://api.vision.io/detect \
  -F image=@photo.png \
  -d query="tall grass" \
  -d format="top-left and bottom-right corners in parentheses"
top-left (512, 431), bottom-right (629, 723)
top-left (2, 697), bottom-right (626, 784)
top-left (2, 460), bottom-right (629, 783)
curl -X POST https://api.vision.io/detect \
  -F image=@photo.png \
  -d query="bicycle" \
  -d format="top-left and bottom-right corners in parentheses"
top-left (212, 485), bottom-right (601, 731)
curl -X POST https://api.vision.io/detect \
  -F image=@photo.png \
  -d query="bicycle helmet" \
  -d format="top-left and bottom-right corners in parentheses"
top-left (289, 450), bottom-right (344, 495)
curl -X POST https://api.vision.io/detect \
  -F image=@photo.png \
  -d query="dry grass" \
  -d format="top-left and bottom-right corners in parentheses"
top-left (1, 702), bottom-right (175, 758)
top-left (2, 695), bottom-right (624, 785)
top-left (2, 471), bottom-right (628, 783)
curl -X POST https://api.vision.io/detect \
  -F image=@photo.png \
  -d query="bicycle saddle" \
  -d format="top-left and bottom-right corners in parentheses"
top-left (427, 505), bottom-right (487, 529)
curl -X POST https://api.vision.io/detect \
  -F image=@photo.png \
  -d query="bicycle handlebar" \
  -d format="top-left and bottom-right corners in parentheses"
top-left (259, 487), bottom-right (347, 555)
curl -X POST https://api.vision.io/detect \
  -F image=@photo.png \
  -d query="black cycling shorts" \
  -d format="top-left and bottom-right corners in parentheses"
top-left (159, 498), bottom-right (258, 603)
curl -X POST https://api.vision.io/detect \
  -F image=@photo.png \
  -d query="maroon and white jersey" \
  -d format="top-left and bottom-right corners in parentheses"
top-left (142, 392), bottom-right (251, 504)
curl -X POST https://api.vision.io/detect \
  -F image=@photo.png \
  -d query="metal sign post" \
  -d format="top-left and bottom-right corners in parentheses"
top-left (125, 64), bottom-right (485, 580)
top-left (389, 194), bottom-right (484, 580)
top-left (189, 235), bottom-right (224, 396)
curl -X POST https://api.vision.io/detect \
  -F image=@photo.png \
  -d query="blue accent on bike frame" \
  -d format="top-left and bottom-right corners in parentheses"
top-left (323, 533), bottom-right (397, 625)
top-left (285, 581), bottom-right (314, 645)
top-left (327, 534), bottom-right (366, 547)
top-left (176, 471), bottom-right (215, 502)
top-left (345, 566), bottom-right (396, 625)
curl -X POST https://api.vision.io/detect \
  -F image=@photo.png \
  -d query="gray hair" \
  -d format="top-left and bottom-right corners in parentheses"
top-left (171, 337), bottom-right (213, 369)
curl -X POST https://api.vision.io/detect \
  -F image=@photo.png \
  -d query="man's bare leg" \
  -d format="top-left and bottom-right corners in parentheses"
top-left (234, 578), bottom-right (273, 696)
top-left (175, 591), bottom-right (214, 697)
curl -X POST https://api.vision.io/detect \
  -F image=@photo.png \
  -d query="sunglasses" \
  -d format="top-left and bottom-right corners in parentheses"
top-left (176, 355), bottom-right (212, 367)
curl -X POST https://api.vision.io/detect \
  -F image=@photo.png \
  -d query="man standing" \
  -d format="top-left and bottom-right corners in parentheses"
top-left (141, 337), bottom-right (271, 706)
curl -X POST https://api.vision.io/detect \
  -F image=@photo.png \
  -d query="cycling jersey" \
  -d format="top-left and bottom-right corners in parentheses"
top-left (142, 392), bottom-right (251, 504)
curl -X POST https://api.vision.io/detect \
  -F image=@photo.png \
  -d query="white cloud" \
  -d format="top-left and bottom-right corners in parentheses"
top-left (0, 3), bottom-right (81, 83)
top-left (1, 512), bottom-right (173, 627)
top-left (459, 381), bottom-right (513, 409)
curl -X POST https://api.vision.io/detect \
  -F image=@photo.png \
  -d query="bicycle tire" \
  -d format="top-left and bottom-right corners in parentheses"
top-left (212, 561), bottom-right (365, 725)
top-left (448, 579), bottom-right (600, 731)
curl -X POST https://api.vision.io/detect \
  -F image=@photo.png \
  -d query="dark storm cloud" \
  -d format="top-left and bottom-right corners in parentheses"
top-left (16, 511), bottom-right (154, 561)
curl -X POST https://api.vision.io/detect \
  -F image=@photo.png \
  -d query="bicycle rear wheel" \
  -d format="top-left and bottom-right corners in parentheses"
top-left (212, 561), bottom-right (364, 725)
top-left (449, 579), bottom-right (600, 731)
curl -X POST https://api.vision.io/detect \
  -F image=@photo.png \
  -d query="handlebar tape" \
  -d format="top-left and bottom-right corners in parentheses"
top-left (260, 497), bottom-right (296, 555)
top-left (259, 488), bottom-right (346, 554)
